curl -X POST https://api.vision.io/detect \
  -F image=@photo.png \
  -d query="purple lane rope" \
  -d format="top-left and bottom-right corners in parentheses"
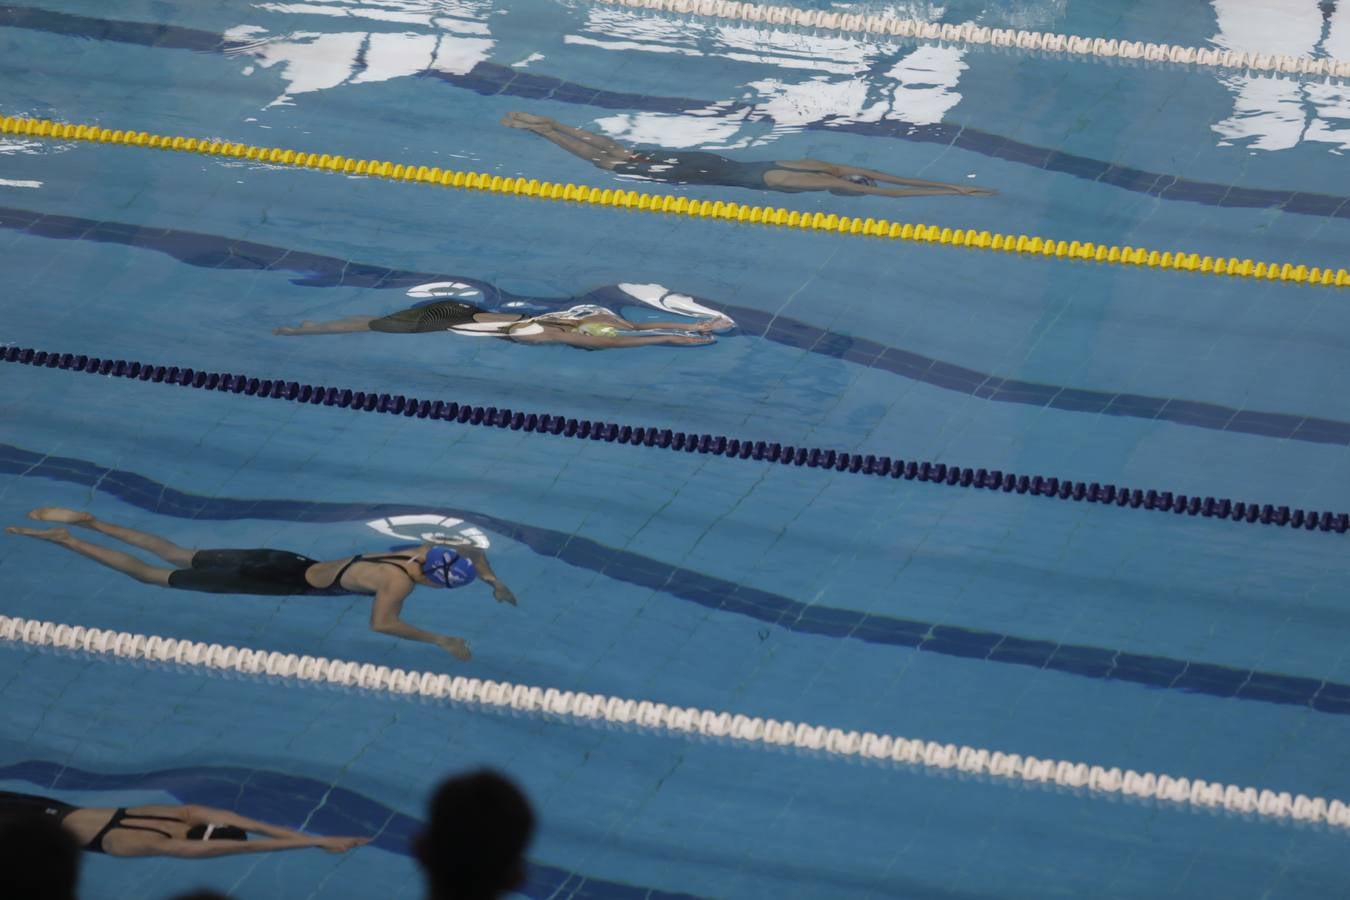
top-left (5, 345), bottom-right (1345, 534)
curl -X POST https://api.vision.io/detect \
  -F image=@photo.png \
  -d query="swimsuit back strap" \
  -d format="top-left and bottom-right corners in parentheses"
top-left (324, 554), bottom-right (417, 592)
top-left (87, 809), bottom-right (189, 852)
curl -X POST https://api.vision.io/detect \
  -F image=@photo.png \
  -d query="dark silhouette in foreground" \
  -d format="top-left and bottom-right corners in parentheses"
top-left (0, 814), bottom-right (81, 900)
top-left (417, 770), bottom-right (536, 900)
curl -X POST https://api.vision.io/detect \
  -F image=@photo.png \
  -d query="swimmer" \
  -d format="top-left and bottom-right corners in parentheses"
top-left (6, 508), bottom-right (517, 660)
top-left (502, 111), bottom-right (995, 198)
top-left (276, 295), bottom-right (734, 350)
top-left (0, 791), bottom-right (368, 859)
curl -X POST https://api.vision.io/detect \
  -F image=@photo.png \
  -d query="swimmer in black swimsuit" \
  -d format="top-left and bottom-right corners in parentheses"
top-left (502, 111), bottom-right (995, 198)
top-left (0, 790), bottom-right (367, 858)
top-left (6, 508), bottom-right (517, 660)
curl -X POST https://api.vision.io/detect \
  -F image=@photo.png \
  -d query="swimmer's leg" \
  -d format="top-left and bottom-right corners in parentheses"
top-left (501, 112), bottom-right (633, 169)
top-left (5, 526), bottom-right (173, 585)
top-left (275, 316), bottom-right (379, 336)
top-left (26, 508), bottom-right (195, 566)
top-left (763, 170), bottom-right (988, 197)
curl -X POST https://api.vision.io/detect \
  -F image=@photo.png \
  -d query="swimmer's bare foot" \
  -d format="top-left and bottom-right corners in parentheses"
top-left (6, 525), bottom-right (72, 543)
top-left (501, 111), bottom-right (553, 131)
top-left (957, 186), bottom-right (996, 197)
top-left (27, 507), bottom-right (93, 526)
top-left (274, 325), bottom-right (301, 335)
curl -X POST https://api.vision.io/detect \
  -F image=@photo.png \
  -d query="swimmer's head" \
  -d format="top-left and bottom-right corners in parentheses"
top-left (842, 173), bottom-right (875, 187)
top-left (423, 545), bottom-right (477, 589)
top-left (187, 825), bottom-right (248, 842)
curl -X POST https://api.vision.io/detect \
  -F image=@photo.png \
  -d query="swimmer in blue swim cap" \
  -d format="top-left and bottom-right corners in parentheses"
top-left (423, 544), bottom-right (480, 589)
top-left (502, 111), bottom-right (995, 198)
top-left (7, 508), bottom-right (517, 661)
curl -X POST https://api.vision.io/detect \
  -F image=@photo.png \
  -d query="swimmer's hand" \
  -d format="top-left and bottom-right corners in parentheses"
top-left (492, 583), bottom-right (518, 606)
top-left (691, 315), bottom-right (735, 334)
top-left (316, 836), bottom-right (371, 854)
top-left (955, 186), bottom-right (996, 197)
top-left (435, 635), bottom-right (473, 661)
top-left (670, 334), bottom-right (715, 345)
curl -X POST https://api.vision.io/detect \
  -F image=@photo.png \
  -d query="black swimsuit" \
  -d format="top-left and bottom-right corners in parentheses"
top-left (0, 790), bottom-right (77, 825)
top-left (85, 808), bottom-right (183, 854)
top-left (0, 793), bottom-right (181, 853)
top-left (166, 551), bottom-right (415, 597)
top-left (320, 553), bottom-right (418, 591)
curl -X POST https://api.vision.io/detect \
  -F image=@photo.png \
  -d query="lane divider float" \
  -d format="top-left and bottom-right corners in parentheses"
top-left (3, 116), bottom-right (1345, 288)
top-left (585, 0), bottom-right (1350, 78)
top-left (2, 613), bottom-right (1347, 830)
top-left (4, 345), bottom-right (1346, 535)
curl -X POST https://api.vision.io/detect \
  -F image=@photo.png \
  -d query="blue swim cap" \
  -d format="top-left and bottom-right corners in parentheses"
top-left (423, 546), bottom-right (477, 589)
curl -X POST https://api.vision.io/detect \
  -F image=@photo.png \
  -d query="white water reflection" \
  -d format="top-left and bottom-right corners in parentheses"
top-left (225, 0), bottom-right (495, 107)
top-left (595, 108), bottom-right (754, 149)
top-left (1211, 0), bottom-right (1350, 152)
top-left (569, 4), bottom-right (970, 150)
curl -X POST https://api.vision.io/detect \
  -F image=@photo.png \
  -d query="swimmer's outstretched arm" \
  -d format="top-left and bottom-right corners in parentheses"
top-left (621, 317), bottom-right (731, 333)
top-left (110, 833), bottom-right (367, 859)
top-left (515, 331), bottom-right (714, 349)
top-left (766, 171), bottom-right (992, 198)
top-left (274, 316), bottom-right (378, 336)
top-left (174, 805), bottom-right (326, 841)
top-left (370, 585), bottom-right (472, 660)
top-left (775, 159), bottom-right (994, 195)
top-left (459, 546), bottom-right (515, 605)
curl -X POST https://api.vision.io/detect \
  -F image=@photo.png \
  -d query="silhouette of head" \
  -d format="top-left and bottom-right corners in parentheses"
top-left (416, 769), bottom-right (535, 900)
top-left (171, 892), bottom-right (231, 900)
top-left (0, 815), bottom-right (80, 900)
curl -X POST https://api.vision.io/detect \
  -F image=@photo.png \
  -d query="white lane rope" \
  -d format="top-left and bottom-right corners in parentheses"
top-left (3, 614), bottom-right (1348, 831)
top-left (585, 0), bottom-right (1350, 79)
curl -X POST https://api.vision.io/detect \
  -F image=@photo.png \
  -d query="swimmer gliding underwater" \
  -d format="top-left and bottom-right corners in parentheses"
top-left (0, 791), bottom-right (368, 859)
top-left (276, 281), bottom-right (735, 349)
top-left (6, 508), bottom-right (515, 660)
top-left (502, 111), bottom-right (996, 198)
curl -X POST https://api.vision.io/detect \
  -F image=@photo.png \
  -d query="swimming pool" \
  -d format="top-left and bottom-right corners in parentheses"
top-left (3, 0), bottom-right (1350, 896)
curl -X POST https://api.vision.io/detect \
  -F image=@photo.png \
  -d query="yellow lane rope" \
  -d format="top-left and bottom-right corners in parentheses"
top-left (6, 116), bottom-right (1346, 288)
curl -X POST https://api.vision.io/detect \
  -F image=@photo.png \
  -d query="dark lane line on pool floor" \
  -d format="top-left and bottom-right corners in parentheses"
top-left (3, 4), bottom-right (1348, 220)
top-left (3, 442), bottom-right (1347, 716)
top-left (0, 760), bottom-right (703, 900)
top-left (6, 203), bottom-right (1348, 448)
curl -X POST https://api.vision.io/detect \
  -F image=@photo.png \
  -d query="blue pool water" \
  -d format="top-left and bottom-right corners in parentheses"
top-left (3, 0), bottom-right (1350, 897)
